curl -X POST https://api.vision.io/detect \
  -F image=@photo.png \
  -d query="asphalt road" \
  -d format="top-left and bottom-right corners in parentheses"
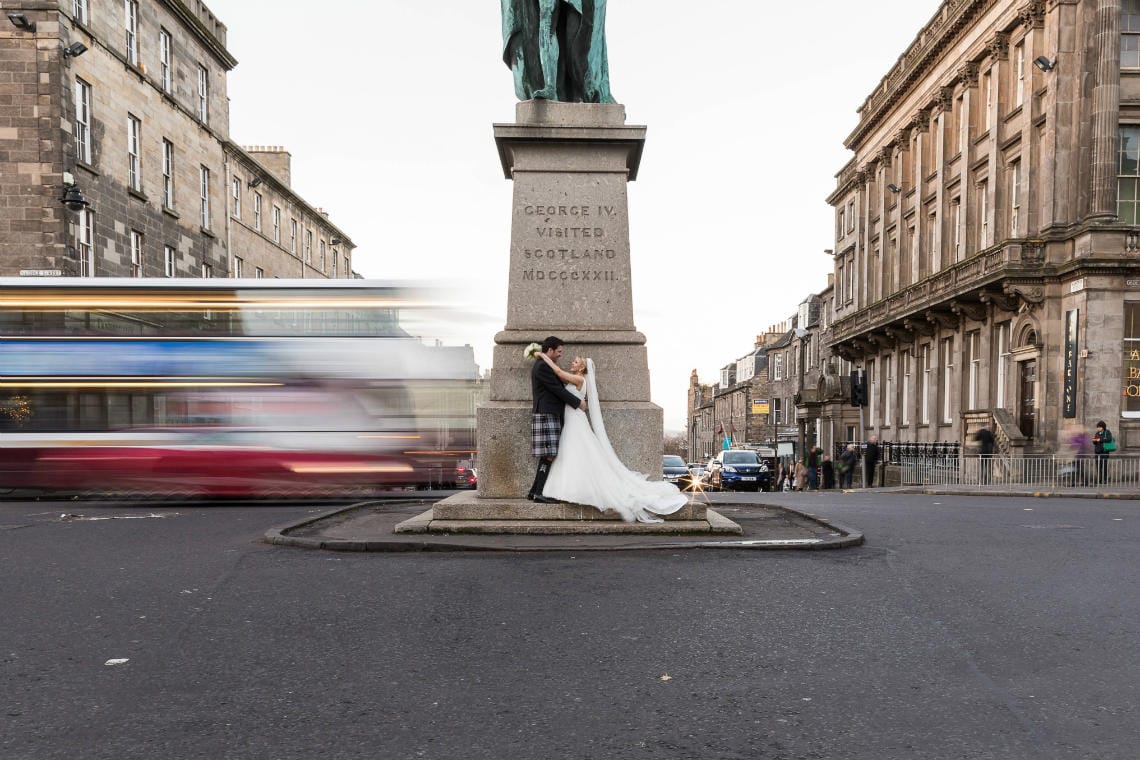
top-left (1, 492), bottom-right (1136, 760)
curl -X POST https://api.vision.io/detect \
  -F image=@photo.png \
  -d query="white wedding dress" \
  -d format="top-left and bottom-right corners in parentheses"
top-left (543, 359), bottom-right (687, 523)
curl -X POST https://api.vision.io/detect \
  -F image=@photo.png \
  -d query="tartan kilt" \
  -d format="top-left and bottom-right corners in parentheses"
top-left (531, 413), bottom-right (562, 457)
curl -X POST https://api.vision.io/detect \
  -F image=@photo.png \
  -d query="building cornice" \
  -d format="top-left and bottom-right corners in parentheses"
top-left (160, 0), bottom-right (238, 70)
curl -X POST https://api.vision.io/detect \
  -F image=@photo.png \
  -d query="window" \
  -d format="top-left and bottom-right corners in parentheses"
top-left (837, 208), bottom-right (845, 238)
top-left (847, 200), bottom-right (855, 232)
top-left (996, 322), bottom-right (1011, 408)
top-left (1010, 160), bottom-right (1022, 235)
top-left (74, 0), bottom-right (88, 25)
top-left (199, 165), bottom-right (210, 229)
top-left (304, 230), bottom-right (313, 263)
top-left (344, 255), bottom-right (349, 277)
top-left (332, 250), bottom-right (338, 277)
top-left (942, 338), bottom-right (955, 423)
top-left (921, 344), bottom-right (931, 425)
top-left (76, 209), bottom-right (95, 277)
top-left (231, 177), bottom-right (241, 219)
top-left (868, 359), bottom-right (877, 427)
top-left (978, 180), bottom-right (989, 248)
top-left (1124, 303), bottom-right (1140, 416)
top-left (949, 197), bottom-right (961, 261)
top-left (159, 29), bottom-right (173, 93)
top-left (1014, 42), bottom-right (1025, 106)
top-left (885, 356), bottom-right (894, 427)
top-left (773, 353), bottom-right (782, 381)
top-left (233, 256), bottom-right (243, 278)
top-left (127, 115), bottom-right (141, 191)
top-left (983, 70), bottom-right (993, 132)
top-left (290, 219), bottom-right (298, 255)
top-left (201, 261), bottom-right (213, 278)
top-left (272, 206), bottom-right (281, 243)
top-left (162, 139), bottom-right (174, 208)
top-left (129, 230), bottom-right (143, 277)
top-left (253, 192), bottom-right (262, 231)
top-left (1123, 1), bottom-right (1140, 68)
top-left (124, 0), bottom-right (139, 66)
top-left (255, 267), bottom-right (264, 279)
top-left (967, 332), bottom-right (980, 409)
top-left (1118, 125), bottom-right (1140, 223)
top-left (773, 397), bottom-right (783, 425)
top-left (197, 65), bottom-right (209, 123)
top-left (901, 350), bottom-right (911, 426)
top-left (846, 424), bottom-right (857, 442)
top-left (74, 78), bottom-right (92, 164)
top-left (164, 245), bottom-right (175, 277)
top-left (319, 239), bottom-right (326, 270)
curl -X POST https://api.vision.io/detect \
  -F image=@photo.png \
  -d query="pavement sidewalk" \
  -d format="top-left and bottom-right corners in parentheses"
top-left (265, 497), bottom-right (864, 553)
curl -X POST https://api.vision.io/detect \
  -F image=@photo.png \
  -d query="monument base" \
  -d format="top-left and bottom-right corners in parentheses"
top-left (396, 492), bottom-right (743, 535)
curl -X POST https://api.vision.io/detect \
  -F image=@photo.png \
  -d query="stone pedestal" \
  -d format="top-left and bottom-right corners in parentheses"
top-left (408, 101), bottom-right (738, 536)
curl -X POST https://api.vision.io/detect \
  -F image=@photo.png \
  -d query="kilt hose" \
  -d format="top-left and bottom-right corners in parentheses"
top-left (531, 413), bottom-right (562, 458)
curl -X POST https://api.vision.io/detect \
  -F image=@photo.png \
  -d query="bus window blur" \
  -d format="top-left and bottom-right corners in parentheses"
top-left (0, 279), bottom-right (483, 497)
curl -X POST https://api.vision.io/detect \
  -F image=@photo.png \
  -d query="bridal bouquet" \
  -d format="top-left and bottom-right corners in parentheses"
top-left (523, 342), bottom-right (542, 360)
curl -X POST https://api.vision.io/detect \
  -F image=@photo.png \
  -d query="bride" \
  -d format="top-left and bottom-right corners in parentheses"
top-left (536, 352), bottom-right (687, 523)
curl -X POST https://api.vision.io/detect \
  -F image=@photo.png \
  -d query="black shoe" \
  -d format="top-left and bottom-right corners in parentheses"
top-left (532, 495), bottom-right (559, 504)
top-left (526, 492), bottom-right (535, 501)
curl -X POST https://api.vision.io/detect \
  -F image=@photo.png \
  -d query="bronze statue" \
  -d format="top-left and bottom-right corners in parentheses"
top-left (501, 0), bottom-right (614, 103)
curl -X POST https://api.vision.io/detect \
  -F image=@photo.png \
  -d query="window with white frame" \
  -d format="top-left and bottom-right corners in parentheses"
top-left (233, 256), bottom-right (243, 278)
top-left (201, 261), bottom-right (213, 278)
top-left (159, 29), bottom-right (172, 93)
top-left (74, 78), bottom-right (92, 164)
top-left (332, 251), bottom-right (339, 277)
top-left (290, 219), bottom-right (298, 255)
top-left (1123, 0), bottom-right (1140, 68)
top-left (847, 200), bottom-right (855, 232)
top-left (983, 70), bottom-right (993, 131)
top-left (942, 337), bottom-right (955, 423)
top-left (868, 359), bottom-right (877, 427)
top-left (253, 192), bottom-right (262, 231)
top-left (125, 0), bottom-right (139, 66)
top-left (76, 208), bottom-right (94, 276)
top-left (1014, 42), bottom-right (1025, 106)
top-left (161, 139), bottom-right (174, 208)
top-left (304, 230), bottom-right (313, 263)
top-left (255, 267), bottom-right (264, 279)
top-left (199, 165), bottom-right (210, 229)
top-left (343, 255), bottom-right (349, 276)
top-left (773, 397), bottom-right (783, 425)
top-left (773, 353), bottom-right (782, 381)
top-left (1118, 125), bottom-right (1140, 223)
top-left (978, 179), bottom-right (989, 249)
top-left (319, 239), bottom-right (326, 270)
top-left (231, 177), bottom-right (241, 219)
top-left (901, 350), bottom-right (911, 426)
top-left (272, 206), bottom-right (281, 243)
top-left (74, 0), bottom-right (88, 24)
top-left (837, 207), bottom-right (845, 238)
top-left (129, 230), bottom-right (143, 277)
top-left (196, 64), bottom-right (209, 123)
top-left (127, 115), bottom-right (141, 191)
top-left (921, 344), bottom-right (931, 424)
top-left (996, 322), bottom-right (1011, 408)
top-left (967, 332), bottom-right (980, 409)
top-left (885, 356), bottom-right (894, 427)
top-left (164, 245), bottom-right (175, 277)
top-left (1010, 159), bottom-right (1022, 235)
top-left (950, 197), bottom-right (961, 261)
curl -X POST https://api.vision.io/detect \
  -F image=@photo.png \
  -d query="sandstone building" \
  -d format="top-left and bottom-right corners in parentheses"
top-left (826, 0), bottom-right (1139, 455)
top-left (1, 0), bottom-right (353, 279)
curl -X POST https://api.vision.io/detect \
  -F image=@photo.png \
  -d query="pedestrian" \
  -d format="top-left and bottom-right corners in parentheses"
top-left (1067, 428), bottom-right (1091, 486)
top-left (839, 444), bottom-right (858, 489)
top-left (973, 427), bottom-right (995, 485)
top-left (821, 454), bottom-right (835, 490)
top-left (863, 435), bottom-right (880, 488)
top-left (794, 460), bottom-right (807, 491)
top-left (1092, 420), bottom-right (1115, 484)
top-left (805, 446), bottom-right (820, 490)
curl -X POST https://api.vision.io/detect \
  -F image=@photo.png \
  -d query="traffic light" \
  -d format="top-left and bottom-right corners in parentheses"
top-left (850, 369), bottom-right (867, 407)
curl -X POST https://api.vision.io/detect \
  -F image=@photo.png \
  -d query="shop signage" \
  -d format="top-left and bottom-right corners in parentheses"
top-left (751, 398), bottom-right (769, 415)
top-left (1063, 309), bottom-right (1078, 418)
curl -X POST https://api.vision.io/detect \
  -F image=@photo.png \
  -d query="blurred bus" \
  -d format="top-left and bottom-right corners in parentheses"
top-left (0, 278), bottom-right (479, 497)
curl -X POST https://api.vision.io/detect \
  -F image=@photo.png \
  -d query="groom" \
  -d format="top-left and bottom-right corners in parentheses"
top-left (527, 335), bottom-right (587, 503)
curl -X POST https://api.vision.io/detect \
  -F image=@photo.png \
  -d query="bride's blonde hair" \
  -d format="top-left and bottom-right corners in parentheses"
top-left (573, 356), bottom-right (589, 375)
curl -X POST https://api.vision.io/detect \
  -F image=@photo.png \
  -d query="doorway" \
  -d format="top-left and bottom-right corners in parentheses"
top-left (1019, 358), bottom-right (1037, 439)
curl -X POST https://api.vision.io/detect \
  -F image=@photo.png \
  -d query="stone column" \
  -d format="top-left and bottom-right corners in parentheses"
top-left (477, 101), bottom-right (659, 498)
top-left (1090, 0), bottom-right (1121, 221)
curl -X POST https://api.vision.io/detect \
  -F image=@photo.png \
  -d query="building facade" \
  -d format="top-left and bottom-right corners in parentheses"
top-left (826, 0), bottom-right (1140, 456)
top-left (1, 0), bottom-right (353, 279)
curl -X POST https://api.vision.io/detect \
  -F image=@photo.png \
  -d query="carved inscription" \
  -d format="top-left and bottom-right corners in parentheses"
top-left (519, 203), bottom-right (621, 284)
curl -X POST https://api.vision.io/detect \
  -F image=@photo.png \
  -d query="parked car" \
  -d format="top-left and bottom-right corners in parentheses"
top-left (708, 449), bottom-right (770, 492)
top-left (662, 455), bottom-right (690, 486)
top-left (455, 460), bottom-right (477, 489)
top-left (687, 463), bottom-right (709, 487)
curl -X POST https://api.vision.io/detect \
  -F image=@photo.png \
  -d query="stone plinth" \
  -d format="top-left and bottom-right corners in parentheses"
top-left (477, 102), bottom-right (661, 502)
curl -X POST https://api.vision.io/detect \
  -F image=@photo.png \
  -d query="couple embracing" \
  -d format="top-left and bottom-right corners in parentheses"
top-left (525, 336), bottom-right (686, 524)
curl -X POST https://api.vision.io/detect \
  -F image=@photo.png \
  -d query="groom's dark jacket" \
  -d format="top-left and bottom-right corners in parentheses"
top-left (532, 358), bottom-right (582, 421)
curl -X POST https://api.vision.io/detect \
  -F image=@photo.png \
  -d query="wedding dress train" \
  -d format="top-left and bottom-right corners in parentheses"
top-left (542, 359), bottom-right (687, 523)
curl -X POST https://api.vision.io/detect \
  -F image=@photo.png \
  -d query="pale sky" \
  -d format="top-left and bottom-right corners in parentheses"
top-left (206, 0), bottom-right (940, 431)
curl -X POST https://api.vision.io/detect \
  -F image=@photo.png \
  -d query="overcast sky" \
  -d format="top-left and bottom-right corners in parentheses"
top-left (206, 0), bottom-right (941, 431)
